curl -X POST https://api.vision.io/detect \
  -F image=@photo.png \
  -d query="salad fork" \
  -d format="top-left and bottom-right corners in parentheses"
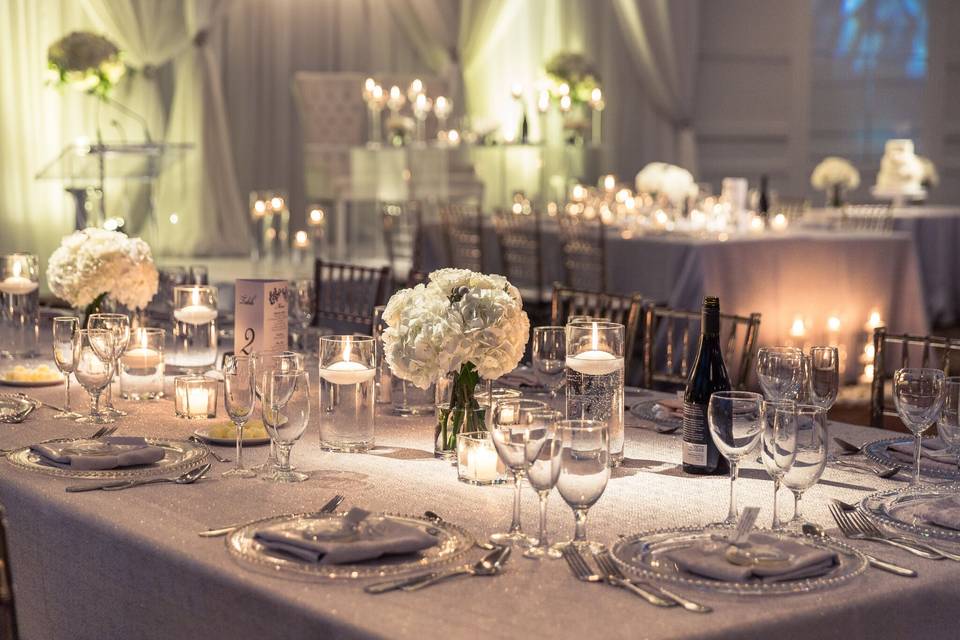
top-left (562, 545), bottom-right (674, 607)
top-left (594, 550), bottom-right (711, 613)
top-left (828, 502), bottom-right (941, 560)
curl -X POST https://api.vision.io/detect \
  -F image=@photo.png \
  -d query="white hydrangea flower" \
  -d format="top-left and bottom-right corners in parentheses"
top-left (635, 162), bottom-right (695, 205)
top-left (46, 228), bottom-right (159, 309)
top-left (810, 157), bottom-right (860, 191)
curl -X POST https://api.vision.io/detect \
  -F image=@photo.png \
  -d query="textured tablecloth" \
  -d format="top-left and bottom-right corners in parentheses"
top-left (1, 382), bottom-right (958, 640)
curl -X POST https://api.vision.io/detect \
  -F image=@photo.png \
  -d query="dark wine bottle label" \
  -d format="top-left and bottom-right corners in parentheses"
top-left (681, 400), bottom-right (708, 466)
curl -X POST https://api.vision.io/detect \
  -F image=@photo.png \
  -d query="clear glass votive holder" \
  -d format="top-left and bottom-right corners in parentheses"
top-left (174, 375), bottom-right (218, 419)
top-left (0, 254), bottom-right (40, 359)
top-left (565, 321), bottom-right (625, 466)
top-left (457, 431), bottom-right (507, 485)
top-left (170, 285), bottom-right (218, 372)
top-left (120, 327), bottom-right (165, 400)
top-left (391, 378), bottom-right (435, 415)
top-left (318, 335), bottom-right (376, 452)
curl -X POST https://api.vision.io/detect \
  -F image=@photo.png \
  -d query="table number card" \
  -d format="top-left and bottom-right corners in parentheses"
top-left (234, 279), bottom-right (288, 356)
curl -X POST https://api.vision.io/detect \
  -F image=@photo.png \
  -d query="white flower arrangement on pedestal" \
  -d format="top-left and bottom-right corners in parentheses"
top-left (381, 268), bottom-right (530, 454)
top-left (46, 228), bottom-right (159, 320)
top-left (635, 162), bottom-right (696, 206)
top-left (811, 157), bottom-right (860, 206)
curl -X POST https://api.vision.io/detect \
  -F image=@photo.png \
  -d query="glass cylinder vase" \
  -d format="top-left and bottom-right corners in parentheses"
top-left (565, 321), bottom-right (625, 466)
top-left (120, 327), bottom-right (165, 400)
top-left (170, 285), bottom-right (218, 373)
top-left (318, 335), bottom-right (376, 452)
top-left (0, 254), bottom-right (40, 358)
top-left (434, 364), bottom-right (487, 459)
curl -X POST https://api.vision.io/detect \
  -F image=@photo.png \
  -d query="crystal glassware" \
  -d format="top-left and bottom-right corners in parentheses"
top-left (893, 367), bottom-right (946, 486)
top-left (456, 431), bottom-right (505, 485)
top-left (171, 285), bottom-right (218, 372)
top-left (707, 390), bottom-right (763, 524)
top-left (222, 354), bottom-right (257, 478)
top-left (523, 415), bottom-right (564, 559)
top-left (51, 316), bottom-right (81, 419)
top-left (173, 376), bottom-right (218, 418)
top-left (288, 278), bottom-right (314, 351)
top-left (318, 336), bottom-right (376, 452)
top-left (938, 376), bottom-right (960, 469)
top-left (262, 370), bottom-right (310, 483)
top-left (252, 350), bottom-right (303, 473)
top-left (556, 419), bottom-right (609, 552)
top-left (565, 320), bottom-right (625, 466)
top-left (119, 327), bottom-right (164, 400)
top-left (88, 313), bottom-right (130, 416)
top-left (761, 400), bottom-right (798, 529)
top-left (532, 326), bottom-right (565, 398)
top-left (756, 346), bottom-right (807, 402)
top-left (782, 405), bottom-right (829, 526)
top-left (808, 346), bottom-right (839, 410)
top-left (73, 329), bottom-right (116, 424)
top-left (0, 253), bottom-right (40, 358)
top-left (489, 398), bottom-right (549, 546)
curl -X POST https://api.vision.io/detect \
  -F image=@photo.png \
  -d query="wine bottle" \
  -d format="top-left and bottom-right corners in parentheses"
top-left (682, 296), bottom-right (731, 475)
top-left (757, 174), bottom-right (770, 219)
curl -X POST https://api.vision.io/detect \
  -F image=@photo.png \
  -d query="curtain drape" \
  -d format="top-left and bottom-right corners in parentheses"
top-left (612, 0), bottom-right (699, 174)
top-left (387, 0), bottom-right (462, 107)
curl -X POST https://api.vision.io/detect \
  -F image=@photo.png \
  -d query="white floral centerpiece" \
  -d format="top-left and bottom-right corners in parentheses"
top-left (381, 268), bottom-right (530, 455)
top-left (46, 31), bottom-right (125, 99)
top-left (47, 228), bottom-right (159, 324)
top-left (635, 162), bottom-right (696, 206)
top-left (918, 155), bottom-right (939, 189)
top-left (811, 156), bottom-right (860, 207)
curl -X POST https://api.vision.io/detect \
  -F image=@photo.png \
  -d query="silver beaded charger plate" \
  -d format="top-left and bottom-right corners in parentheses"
top-left (861, 484), bottom-right (960, 542)
top-left (5, 437), bottom-right (209, 479)
top-left (227, 512), bottom-right (474, 581)
top-left (629, 400), bottom-right (683, 430)
top-left (611, 526), bottom-right (867, 596)
top-left (863, 437), bottom-right (960, 481)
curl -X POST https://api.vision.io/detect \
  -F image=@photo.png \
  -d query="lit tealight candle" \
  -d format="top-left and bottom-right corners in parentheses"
top-left (770, 213), bottom-right (788, 231)
top-left (121, 344), bottom-right (162, 370)
top-left (293, 230), bottom-right (310, 249)
top-left (308, 208), bottom-right (325, 226)
top-left (0, 261), bottom-right (38, 295)
top-left (467, 445), bottom-right (500, 482)
top-left (565, 323), bottom-right (624, 376)
top-left (174, 288), bottom-right (218, 325)
top-left (319, 338), bottom-right (375, 385)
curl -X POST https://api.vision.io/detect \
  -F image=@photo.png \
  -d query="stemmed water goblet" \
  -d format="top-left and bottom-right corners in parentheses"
top-left (893, 367), bottom-right (946, 486)
top-left (51, 316), bottom-right (82, 419)
top-left (489, 398), bottom-right (549, 546)
top-left (707, 391), bottom-right (763, 524)
top-left (262, 370), bottom-right (310, 483)
top-left (88, 313), bottom-right (130, 417)
top-left (937, 377), bottom-right (960, 470)
top-left (555, 419), bottom-right (609, 552)
top-left (532, 326), bottom-right (565, 398)
top-left (222, 354), bottom-right (257, 478)
top-left (808, 346), bottom-right (839, 410)
top-left (782, 405), bottom-right (829, 527)
top-left (73, 329), bottom-right (116, 424)
top-left (761, 400), bottom-right (797, 529)
top-left (756, 346), bottom-right (807, 401)
top-left (521, 410), bottom-right (563, 559)
top-left (251, 351), bottom-right (303, 473)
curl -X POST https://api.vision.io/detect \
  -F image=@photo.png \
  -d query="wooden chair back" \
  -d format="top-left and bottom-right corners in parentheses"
top-left (313, 259), bottom-right (391, 334)
top-left (492, 208), bottom-right (544, 301)
top-left (557, 212), bottom-right (606, 291)
top-left (381, 201), bottom-right (423, 276)
top-left (439, 200), bottom-right (484, 271)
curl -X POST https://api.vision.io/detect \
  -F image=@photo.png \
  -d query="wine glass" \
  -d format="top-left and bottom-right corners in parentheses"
top-left (288, 278), bottom-right (315, 351)
top-left (489, 398), bottom-right (549, 546)
top-left (937, 377), bottom-right (960, 470)
top-left (222, 354), bottom-right (257, 478)
top-left (756, 346), bottom-right (806, 401)
top-left (894, 368), bottom-right (946, 486)
top-left (51, 317), bottom-right (82, 419)
top-left (782, 405), bottom-right (829, 526)
top-left (73, 329), bottom-right (116, 424)
top-left (808, 346), bottom-right (839, 410)
top-left (251, 351), bottom-right (303, 473)
top-left (522, 410), bottom-right (563, 559)
top-left (556, 419), bottom-right (609, 552)
top-left (262, 370), bottom-right (310, 483)
top-left (532, 326), bottom-right (565, 398)
top-left (88, 313), bottom-right (130, 417)
top-left (707, 391), bottom-right (763, 524)
top-left (761, 400), bottom-right (797, 529)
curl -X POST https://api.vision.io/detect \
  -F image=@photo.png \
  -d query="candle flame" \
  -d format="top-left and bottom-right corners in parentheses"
top-left (591, 322), bottom-right (599, 351)
top-left (827, 316), bottom-right (841, 332)
top-left (191, 288), bottom-right (200, 306)
top-left (11, 261), bottom-right (21, 278)
top-left (789, 315), bottom-right (806, 338)
top-left (140, 329), bottom-right (148, 350)
top-left (865, 309), bottom-right (883, 330)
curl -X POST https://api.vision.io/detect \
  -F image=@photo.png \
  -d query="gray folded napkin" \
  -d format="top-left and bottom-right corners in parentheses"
top-left (253, 508), bottom-right (439, 565)
top-left (666, 533), bottom-right (837, 583)
top-left (31, 436), bottom-right (166, 470)
top-left (888, 438), bottom-right (957, 469)
top-left (908, 495), bottom-right (960, 531)
top-left (653, 398), bottom-right (684, 421)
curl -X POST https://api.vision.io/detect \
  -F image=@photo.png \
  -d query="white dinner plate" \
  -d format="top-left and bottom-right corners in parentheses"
top-left (193, 425), bottom-right (270, 447)
top-left (0, 375), bottom-right (64, 388)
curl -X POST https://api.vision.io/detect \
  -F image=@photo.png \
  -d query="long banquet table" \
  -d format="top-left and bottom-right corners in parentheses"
top-left (2, 381), bottom-right (957, 640)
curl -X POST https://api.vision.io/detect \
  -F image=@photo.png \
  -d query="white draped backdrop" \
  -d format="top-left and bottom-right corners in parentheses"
top-left (0, 0), bottom-right (699, 262)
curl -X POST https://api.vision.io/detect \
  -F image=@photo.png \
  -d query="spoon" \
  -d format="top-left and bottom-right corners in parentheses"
top-left (802, 522), bottom-right (916, 577)
top-left (66, 464), bottom-right (211, 492)
top-left (424, 510), bottom-right (497, 550)
top-left (402, 546), bottom-right (511, 591)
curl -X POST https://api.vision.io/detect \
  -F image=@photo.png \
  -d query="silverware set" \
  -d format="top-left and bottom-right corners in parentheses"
top-left (365, 546), bottom-right (511, 594)
top-left (801, 522), bottom-right (916, 577)
top-left (829, 500), bottom-right (960, 561)
top-left (66, 463), bottom-right (211, 492)
top-left (198, 494), bottom-right (345, 538)
top-left (832, 437), bottom-right (900, 479)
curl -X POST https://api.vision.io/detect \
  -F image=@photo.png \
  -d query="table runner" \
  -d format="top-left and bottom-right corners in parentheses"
top-left (1, 383), bottom-right (956, 640)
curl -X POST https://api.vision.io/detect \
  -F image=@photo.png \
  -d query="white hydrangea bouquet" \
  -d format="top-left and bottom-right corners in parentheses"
top-left (47, 228), bottom-right (159, 324)
top-left (811, 157), bottom-right (860, 206)
top-left (635, 162), bottom-right (696, 206)
top-left (381, 268), bottom-right (530, 454)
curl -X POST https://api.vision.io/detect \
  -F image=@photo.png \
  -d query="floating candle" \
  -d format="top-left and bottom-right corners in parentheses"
top-left (174, 288), bottom-right (218, 325)
top-left (0, 261), bottom-right (38, 295)
top-left (121, 347), bottom-right (162, 370)
top-left (566, 350), bottom-right (623, 376)
top-left (319, 360), bottom-right (376, 385)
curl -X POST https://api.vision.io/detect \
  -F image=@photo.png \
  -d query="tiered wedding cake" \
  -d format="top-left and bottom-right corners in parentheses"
top-left (875, 139), bottom-right (925, 193)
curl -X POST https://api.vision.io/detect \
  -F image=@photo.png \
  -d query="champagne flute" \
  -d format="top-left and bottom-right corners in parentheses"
top-left (88, 313), bottom-right (130, 416)
top-left (262, 370), bottom-right (310, 483)
top-left (73, 329), bottom-right (116, 424)
top-left (938, 377), bottom-right (960, 469)
top-left (808, 346), bottom-right (839, 410)
top-left (782, 405), bottom-right (829, 526)
top-left (251, 351), bottom-right (303, 473)
top-left (489, 398), bottom-right (549, 546)
top-left (222, 354), bottom-right (257, 478)
top-left (522, 410), bottom-right (563, 559)
top-left (556, 419), bottom-right (609, 552)
top-left (707, 391), bottom-right (763, 524)
top-left (51, 317), bottom-right (82, 419)
top-left (756, 346), bottom-right (806, 402)
top-left (894, 368), bottom-right (946, 486)
top-left (532, 326), bottom-right (565, 398)
top-left (761, 400), bottom-right (797, 529)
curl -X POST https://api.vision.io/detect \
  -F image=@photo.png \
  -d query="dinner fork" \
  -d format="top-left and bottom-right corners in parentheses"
top-left (840, 504), bottom-right (960, 562)
top-left (594, 550), bottom-right (711, 613)
top-left (188, 435), bottom-right (231, 463)
top-left (828, 502), bottom-right (942, 560)
top-left (198, 494), bottom-right (345, 537)
top-left (562, 545), bottom-right (674, 607)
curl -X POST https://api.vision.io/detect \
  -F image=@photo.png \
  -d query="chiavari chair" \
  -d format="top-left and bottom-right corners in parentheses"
top-left (313, 259), bottom-right (391, 334)
top-left (439, 200), bottom-right (484, 271)
top-left (380, 201), bottom-right (424, 281)
top-left (492, 207), bottom-right (545, 303)
top-left (839, 203), bottom-right (893, 233)
top-left (557, 211), bottom-right (607, 291)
